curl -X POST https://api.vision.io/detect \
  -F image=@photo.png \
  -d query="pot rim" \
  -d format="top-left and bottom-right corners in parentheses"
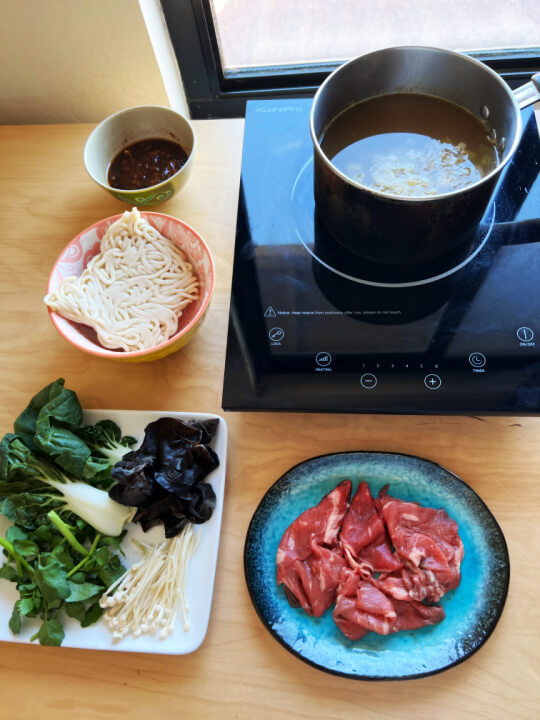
top-left (309, 45), bottom-right (523, 203)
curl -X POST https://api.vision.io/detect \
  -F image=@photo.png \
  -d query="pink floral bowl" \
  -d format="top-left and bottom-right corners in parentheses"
top-left (46, 212), bottom-right (215, 362)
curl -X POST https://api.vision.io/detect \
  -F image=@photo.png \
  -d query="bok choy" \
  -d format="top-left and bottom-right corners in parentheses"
top-left (0, 378), bottom-right (136, 645)
top-left (0, 435), bottom-right (133, 537)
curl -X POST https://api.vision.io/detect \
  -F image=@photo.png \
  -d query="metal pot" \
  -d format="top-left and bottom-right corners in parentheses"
top-left (310, 46), bottom-right (540, 265)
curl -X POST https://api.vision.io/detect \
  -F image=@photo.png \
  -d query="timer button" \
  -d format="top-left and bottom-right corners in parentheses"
top-left (469, 352), bottom-right (486, 368)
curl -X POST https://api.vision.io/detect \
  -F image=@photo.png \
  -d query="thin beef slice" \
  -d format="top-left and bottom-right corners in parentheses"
top-left (276, 479), bottom-right (351, 617)
top-left (376, 486), bottom-right (464, 602)
top-left (340, 481), bottom-right (402, 577)
top-left (333, 567), bottom-right (396, 640)
top-left (333, 567), bottom-right (445, 640)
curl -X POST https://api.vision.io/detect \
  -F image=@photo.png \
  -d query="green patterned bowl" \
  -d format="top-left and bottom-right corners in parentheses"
top-left (83, 105), bottom-right (195, 206)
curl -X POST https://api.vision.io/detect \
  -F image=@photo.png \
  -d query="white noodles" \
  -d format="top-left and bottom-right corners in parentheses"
top-left (44, 208), bottom-right (200, 351)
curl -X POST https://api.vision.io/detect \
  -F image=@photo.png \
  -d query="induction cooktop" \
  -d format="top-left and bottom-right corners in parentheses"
top-left (222, 99), bottom-right (540, 414)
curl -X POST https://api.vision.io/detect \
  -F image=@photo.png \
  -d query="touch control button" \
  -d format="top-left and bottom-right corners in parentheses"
top-left (469, 352), bottom-right (486, 368)
top-left (424, 373), bottom-right (442, 390)
top-left (316, 352), bottom-right (332, 367)
top-left (517, 326), bottom-right (534, 342)
top-left (360, 373), bottom-right (378, 390)
top-left (268, 327), bottom-right (284, 343)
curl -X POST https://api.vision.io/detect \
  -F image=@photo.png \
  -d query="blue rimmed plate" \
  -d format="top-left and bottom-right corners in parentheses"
top-left (244, 452), bottom-right (509, 680)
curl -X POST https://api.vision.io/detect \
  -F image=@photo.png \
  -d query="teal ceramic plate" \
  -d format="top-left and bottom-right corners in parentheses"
top-left (244, 452), bottom-right (509, 680)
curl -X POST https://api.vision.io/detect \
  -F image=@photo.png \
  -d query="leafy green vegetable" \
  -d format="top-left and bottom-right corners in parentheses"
top-left (13, 378), bottom-right (106, 480)
top-left (12, 379), bottom-right (135, 481)
top-left (13, 379), bottom-right (82, 452)
top-left (0, 435), bottom-right (133, 536)
top-left (75, 420), bottom-right (137, 467)
top-left (35, 425), bottom-right (109, 481)
top-left (0, 379), bottom-right (134, 645)
top-left (0, 511), bottom-right (125, 646)
top-left (34, 557), bottom-right (71, 602)
top-left (9, 605), bottom-right (21, 634)
top-left (37, 619), bottom-right (65, 646)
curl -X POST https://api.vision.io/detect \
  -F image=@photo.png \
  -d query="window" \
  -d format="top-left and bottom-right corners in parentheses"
top-left (161, 0), bottom-right (540, 118)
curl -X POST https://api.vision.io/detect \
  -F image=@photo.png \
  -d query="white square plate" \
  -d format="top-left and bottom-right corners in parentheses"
top-left (0, 409), bottom-right (227, 654)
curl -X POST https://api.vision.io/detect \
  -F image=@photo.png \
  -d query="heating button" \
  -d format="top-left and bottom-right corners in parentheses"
top-left (360, 373), bottom-right (378, 390)
top-left (316, 352), bottom-right (332, 367)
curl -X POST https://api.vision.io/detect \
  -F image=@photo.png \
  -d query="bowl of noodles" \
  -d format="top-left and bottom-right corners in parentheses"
top-left (45, 209), bottom-right (214, 362)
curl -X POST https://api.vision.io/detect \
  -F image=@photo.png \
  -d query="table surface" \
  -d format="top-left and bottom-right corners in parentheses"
top-left (0, 121), bottom-right (539, 720)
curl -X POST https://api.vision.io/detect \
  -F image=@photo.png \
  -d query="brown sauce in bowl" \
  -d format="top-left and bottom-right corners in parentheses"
top-left (320, 93), bottom-right (499, 197)
top-left (108, 138), bottom-right (188, 190)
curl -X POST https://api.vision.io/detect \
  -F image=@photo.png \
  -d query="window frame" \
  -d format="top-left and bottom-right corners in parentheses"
top-left (161, 0), bottom-right (540, 119)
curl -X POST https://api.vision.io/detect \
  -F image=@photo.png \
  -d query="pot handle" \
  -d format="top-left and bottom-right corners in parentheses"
top-left (513, 73), bottom-right (540, 110)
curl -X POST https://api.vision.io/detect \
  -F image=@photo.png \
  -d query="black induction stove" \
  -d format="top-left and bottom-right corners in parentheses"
top-left (222, 99), bottom-right (540, 414)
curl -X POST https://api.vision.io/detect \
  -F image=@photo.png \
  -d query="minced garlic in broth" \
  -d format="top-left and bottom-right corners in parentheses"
top-left (321, 93), bottom-right (499, 197)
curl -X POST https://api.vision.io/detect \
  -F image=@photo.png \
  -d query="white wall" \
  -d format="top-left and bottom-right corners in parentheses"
top-left (0, 0), bottom-right (179, 124)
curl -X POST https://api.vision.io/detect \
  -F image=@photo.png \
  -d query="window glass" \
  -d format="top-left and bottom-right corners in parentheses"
top-left (210, 0), bottom-right (540, 74)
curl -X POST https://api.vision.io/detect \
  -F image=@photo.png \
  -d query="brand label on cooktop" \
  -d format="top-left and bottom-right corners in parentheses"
top-left (255, 105), bottom-right (303, 113)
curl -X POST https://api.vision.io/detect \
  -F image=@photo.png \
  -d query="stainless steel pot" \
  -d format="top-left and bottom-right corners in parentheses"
top-left (310, 46), bottom-right (540, 265)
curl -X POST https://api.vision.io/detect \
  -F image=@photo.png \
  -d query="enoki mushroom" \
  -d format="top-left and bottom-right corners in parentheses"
top-left (100, 524), bottom-right (199, 641)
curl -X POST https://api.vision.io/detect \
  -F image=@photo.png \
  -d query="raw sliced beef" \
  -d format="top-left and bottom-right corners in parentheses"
top-left (333, 567), bottom-right (445, 641)
top-left (391, 597), bottom-right (445, 632)
top-left (333, 568), bottom-right (396, 640)
top-left (376, 486), bottom-right (464, 602)
top-left (275, 476), bottom-right (463, 640)
top-left (276, 479), bottom-right (351, 616)
top-left (340, 481), bottom-right (402, 577)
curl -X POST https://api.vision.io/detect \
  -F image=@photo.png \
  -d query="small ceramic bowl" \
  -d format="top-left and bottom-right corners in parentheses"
top-left (46, 212), bottom-right (214, 362)
top-left (83, 105), bottom-right (196, 206)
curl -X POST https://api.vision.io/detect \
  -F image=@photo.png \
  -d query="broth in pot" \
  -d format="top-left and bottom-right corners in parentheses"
top-left (320, 93), bottom-right (499, 198)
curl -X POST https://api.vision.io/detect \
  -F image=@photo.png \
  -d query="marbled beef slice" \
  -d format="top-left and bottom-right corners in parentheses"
top-left (276, 479), bottom-right (351, 617)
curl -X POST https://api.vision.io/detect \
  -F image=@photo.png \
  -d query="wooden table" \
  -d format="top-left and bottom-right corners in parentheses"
top-left (1, 121), bottom-right (539, 720)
